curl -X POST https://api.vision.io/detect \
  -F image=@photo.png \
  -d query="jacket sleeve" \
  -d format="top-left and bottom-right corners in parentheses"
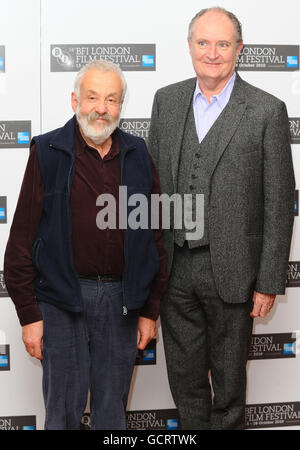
top-left (255, 101), bottom-right (295, 294)
top-left (147, 91), bottom-right (160, 167)
top-left (4, 145), bottom-right (44, 326)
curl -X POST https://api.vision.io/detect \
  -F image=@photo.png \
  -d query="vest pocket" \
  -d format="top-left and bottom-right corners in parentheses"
top-left (32, 238), bottom-right (42, 271)
top-left (33, 238), bottom-right (49, 287)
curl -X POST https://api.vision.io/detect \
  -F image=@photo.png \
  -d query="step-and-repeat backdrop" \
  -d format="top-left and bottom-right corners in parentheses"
top-left (0, 0), bottom-right (300, 430)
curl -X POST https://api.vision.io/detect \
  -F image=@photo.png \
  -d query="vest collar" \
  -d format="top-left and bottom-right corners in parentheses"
top-left (49, 114), bottom-right (136, 155)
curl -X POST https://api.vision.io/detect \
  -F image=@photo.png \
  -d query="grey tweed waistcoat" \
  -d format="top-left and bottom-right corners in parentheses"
top-left (174, 102), bottom-right (211, 248)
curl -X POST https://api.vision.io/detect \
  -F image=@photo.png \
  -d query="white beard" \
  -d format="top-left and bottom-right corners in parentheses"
top-left (76, 106), bottom-right (120, 145)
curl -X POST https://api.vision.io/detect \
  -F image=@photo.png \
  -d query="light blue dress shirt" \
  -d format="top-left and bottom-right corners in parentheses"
top-left (193, 72), bottom-right (236, 143)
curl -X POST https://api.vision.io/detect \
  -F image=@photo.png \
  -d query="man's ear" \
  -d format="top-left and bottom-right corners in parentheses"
top-left (236, 40), bottom-right (243, 57)
top-left (71, 92), bottom-right (78, 113)
top-left (188, 38), bottom-right (192, 56)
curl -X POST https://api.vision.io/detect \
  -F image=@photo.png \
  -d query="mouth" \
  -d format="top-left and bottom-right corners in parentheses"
top-left (204, 62), bottom-right (222, 67)
top-left (88, 113), bottom-right (111, 125)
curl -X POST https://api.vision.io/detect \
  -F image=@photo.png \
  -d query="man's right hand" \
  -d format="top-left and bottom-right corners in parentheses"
top-left (22, 320), bottom-right (43, 360)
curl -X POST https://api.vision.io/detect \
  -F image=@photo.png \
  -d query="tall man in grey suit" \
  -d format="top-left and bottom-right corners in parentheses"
top-left (148, 7), bottom-right (295, 430)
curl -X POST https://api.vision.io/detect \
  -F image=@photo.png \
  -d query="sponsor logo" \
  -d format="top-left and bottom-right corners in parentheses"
top-left (283, 342), bottom-right (295, 355)
top-left (135, 339), bottom-right (156, 365)
top-left (0, 416), bottom-right (36, 430)
top-left (289, 118), bottom-right (300, 144)
top-left (0, 121), bottom-right (31, 148)
top-left (17, 131), bottom-right (30, 145)
top-left (166, 418), bottom-right (179, 430)
top-left (81, 409), bottom-right (180, 430)
top-left (0, 46), bottom-right (4, 72)
top-left (142, 55), bottom-right (154, 67)
top-left (248, 333), bottom-right (296, 360)
top-left (246, 402), bottom-right (300, 429)
top-left (0, 345), bottom-right (10, 370)
top-left (236, 45), bottom-right (299, 71)
top-left (119, 118), bottom-right (150, 141)
top-left (0, 197), bottom-right (7, 224)
top-left (287, 261), bottom-right (300, 287)
top-left (126, 409), bottom-right (180, 430)
top-left (51, 44), bottom-right (156, 72)
top-left (287, 56), bottom-right (298, 68)
top-left (0, 271), bottom-right (8, 297)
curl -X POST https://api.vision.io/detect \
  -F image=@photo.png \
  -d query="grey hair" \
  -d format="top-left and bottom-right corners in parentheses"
top-left (73, 60), bottom-right (127, 102)
top-left (188, 6), bottom-right (243, 43)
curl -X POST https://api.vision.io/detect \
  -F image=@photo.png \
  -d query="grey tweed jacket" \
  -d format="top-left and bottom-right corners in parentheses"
top-left (148, 73), bottom-right (295, 304)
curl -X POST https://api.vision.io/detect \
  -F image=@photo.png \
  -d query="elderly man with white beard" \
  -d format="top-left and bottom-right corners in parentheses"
top-left (4, 60), bottom-right (168, 430)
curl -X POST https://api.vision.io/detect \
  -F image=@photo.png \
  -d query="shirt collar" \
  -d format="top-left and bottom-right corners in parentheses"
top-left (193, 72), bottom-right (236, 108)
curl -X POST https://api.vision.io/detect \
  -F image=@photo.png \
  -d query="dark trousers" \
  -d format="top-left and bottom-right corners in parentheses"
top-left (39, 279), bottom-right (139, 430)
top-left (161, 244), bottom-right (253, 430)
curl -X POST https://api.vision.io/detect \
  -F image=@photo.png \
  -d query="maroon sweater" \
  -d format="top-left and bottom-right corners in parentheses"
top-left (4, 124), bottom-right (168, 326)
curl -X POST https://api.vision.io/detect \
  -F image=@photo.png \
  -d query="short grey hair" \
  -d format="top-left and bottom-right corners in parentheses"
top-left (73, 60), bottom-right (127, 102)
top-left (188, 6), bottom-right (243, 44)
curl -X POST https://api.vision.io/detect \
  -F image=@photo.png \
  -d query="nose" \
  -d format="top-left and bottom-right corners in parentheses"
top-left (94, 99), bottom-right (108, 115)
top-left (207, 43), bottom-right (218, 60)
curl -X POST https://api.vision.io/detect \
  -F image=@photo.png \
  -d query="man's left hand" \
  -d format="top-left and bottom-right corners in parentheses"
top-left (137, 317), bottom-right (157, 350)
top-left (250, 291), bottom-right (276, 318)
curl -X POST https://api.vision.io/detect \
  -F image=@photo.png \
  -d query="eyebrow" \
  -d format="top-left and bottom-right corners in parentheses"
top-left (86, 90), bottom-right (98, 95)
top-left (196, 38), bottom-right (232, 43)
top-left (86, 90), bottom-right (119, 97)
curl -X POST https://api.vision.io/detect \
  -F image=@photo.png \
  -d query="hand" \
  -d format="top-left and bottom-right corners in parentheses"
top-left (22, 320), bottom-right (43, 360)
top-left (137, 317), bottom-right (157, 350)
top-left (250, 291), bottom-right (276, 318)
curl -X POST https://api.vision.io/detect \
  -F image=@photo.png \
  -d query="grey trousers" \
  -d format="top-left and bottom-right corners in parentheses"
top-left (161, 243), bottom-right (253, 430)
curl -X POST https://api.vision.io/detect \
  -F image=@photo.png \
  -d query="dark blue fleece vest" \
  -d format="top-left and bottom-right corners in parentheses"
top-left (31, 116), bottom-right (159, 314)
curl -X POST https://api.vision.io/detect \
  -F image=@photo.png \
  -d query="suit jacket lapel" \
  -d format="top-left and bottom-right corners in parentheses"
top-left (169, 78), bottom-right (195, 190)
top-left (201, 73), bottom-right (247, 177)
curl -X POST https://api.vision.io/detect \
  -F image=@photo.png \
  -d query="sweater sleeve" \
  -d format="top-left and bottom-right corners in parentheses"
top-left (4, 145), bottom-right (44, 326)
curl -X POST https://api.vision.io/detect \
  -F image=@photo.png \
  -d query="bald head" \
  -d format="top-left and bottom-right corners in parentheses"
top-left (188, 7), bottom-right (242, 43)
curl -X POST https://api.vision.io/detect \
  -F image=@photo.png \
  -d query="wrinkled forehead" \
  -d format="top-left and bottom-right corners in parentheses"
top-left (80, 69), bottom-right (123, 95)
